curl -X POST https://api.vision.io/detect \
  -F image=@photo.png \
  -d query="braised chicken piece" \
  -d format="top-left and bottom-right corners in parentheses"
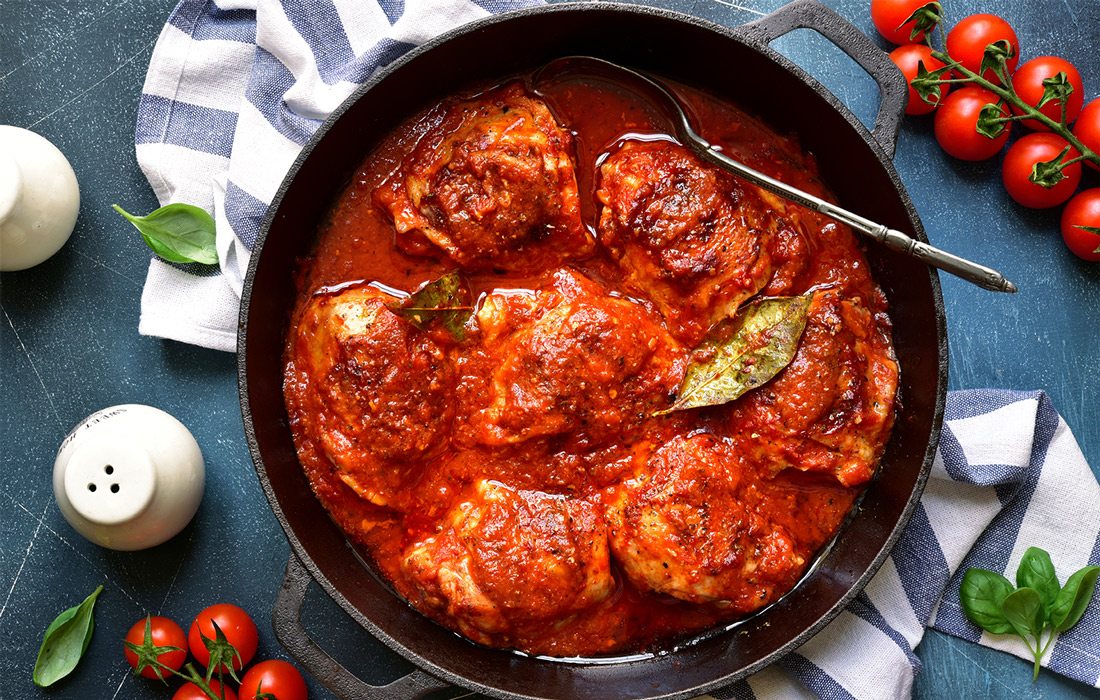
top-left (597, 140), bottom-right (788, 342)
top-left (402, 479), bottom-right (613, 644)
top-left (374, 83), bottom-right (593, 271)
top-left (607, 433), bottom-right (805, 611)
top-left (285, 71), bottom-right (902, 657)
top-left (287, 285), bottom-right (452, 507)
top-left (729, 289), bottom-right (898, 487)
top-left (471, 268), bottom-right (683, 446)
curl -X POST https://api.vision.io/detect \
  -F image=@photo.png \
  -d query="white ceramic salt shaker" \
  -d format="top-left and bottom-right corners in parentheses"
top-left (53, 405), bottom-right (205, 551)
top-left (0, 125), bottom-right (80, 271)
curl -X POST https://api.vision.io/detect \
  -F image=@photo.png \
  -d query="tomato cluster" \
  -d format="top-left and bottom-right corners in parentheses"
top-left (123, 605), bottom-right (308, 700)
top-left (875, 0), bottom-right (1100, 261)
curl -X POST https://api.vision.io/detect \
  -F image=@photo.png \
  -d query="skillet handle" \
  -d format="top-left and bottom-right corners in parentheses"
top-left (738, 0), bottom-right (907, 158)
top-left (273, 552), bottom-right (453, 700)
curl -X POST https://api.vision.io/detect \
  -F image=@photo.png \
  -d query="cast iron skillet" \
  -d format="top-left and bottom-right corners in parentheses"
top-left (238, 2), bottom-right (948, 698)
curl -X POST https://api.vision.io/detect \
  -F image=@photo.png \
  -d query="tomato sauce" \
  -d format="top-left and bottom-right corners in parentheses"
top-left (283, 71), bottom-right (896, 658)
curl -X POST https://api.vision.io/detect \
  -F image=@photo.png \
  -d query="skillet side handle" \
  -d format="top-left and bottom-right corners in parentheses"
top-left (273, 552), bottom-right (452, 700)
top-left (739, 0), bottom-right (907, 158)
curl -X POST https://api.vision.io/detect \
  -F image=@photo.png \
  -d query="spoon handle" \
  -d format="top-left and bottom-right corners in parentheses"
top-left (693, 145), bottom-right (1017, 293)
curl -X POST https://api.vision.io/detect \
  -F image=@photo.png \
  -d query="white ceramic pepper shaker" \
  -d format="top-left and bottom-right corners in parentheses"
top-left (0, 125), bottom-right (80, 271)
top-left (53, 405), bottom-right (205, 551)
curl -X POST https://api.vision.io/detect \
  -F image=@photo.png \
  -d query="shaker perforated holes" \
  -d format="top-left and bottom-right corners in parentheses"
top-left (53, 405), bottom-right (205, 550)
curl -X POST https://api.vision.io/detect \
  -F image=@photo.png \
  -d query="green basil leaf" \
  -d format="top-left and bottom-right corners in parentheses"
top-left (1049, 565), bottom-right (1100, 632)
top-left (960, 568), bottom-right (1015, 634)
top-left (1016, 547), bottom-right (1060, 617)
top-left (113, 203), bottom-right (218, 265)
top-left (1002, 587), bottom-right (1044, 638)
top-left (656, 294), bottom-right (811, 415)
top-left (388, 271), bottom-right (473, 340)
top-left (33, 585), bottom-right (104, 687)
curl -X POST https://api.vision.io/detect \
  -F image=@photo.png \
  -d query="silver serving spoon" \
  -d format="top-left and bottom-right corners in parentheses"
top-left (535, 56), bottom-right (1017, 294)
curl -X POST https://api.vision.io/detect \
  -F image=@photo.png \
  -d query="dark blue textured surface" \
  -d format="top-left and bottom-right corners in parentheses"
top-left (1, 1), bottom-right (1097, 699)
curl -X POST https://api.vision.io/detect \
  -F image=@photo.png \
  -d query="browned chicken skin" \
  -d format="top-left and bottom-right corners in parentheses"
top-left (729, 289), bottom-right (898, 487)
top-left (288, 285), bottom-right (452, 506)
top-left (375, 83), bottom-right (593, 271)
top-left (402, 479), bottom-right (613, 643)
top-left (597, 140), bottom-right (782, 342)
top-left (607, 433), bottom-right (805, 611)
top-left (471, 268), bottom-right (684, 446)
top-left (285, 75), bottom-right (900, 657)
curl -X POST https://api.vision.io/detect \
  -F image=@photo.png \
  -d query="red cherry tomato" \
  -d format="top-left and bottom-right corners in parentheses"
top-left (239, 659), bottom-right (309, 700)
top-left (1011, 56), bottom-right (1085, 131)
top-left (1061, 189), bottom-right (1100, 261)
top-left (871, 0), bottom-right (938, 45)
top-left (172, 680), bottom-right (238, 700)
top-left (890, 44), bottom-right (950, 116)
top-left (188, 603), bottom-right (259, 673)
top-left (123, 616), bottom-right (188, 680)
top-left (1001, 133), bottom-right (1081, 208)
top-left (1073, 98), bottom-right (1100, 171)
top-left (945, 14), bottom-right (1020, 82)
top-left (934, 86), bottom-right (1010, 160)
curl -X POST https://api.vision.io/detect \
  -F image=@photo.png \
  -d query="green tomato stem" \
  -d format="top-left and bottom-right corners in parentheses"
top-left (928, 50), bottom-right (1100, 168)
top-left (181, 663), bottom-right (227, 700)
top-left (985, 114), bottom-right (1032, 124)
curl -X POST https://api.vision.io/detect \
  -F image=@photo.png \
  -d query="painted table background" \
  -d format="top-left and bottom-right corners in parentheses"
top-left (1, 0), bottom-right (1097, 698)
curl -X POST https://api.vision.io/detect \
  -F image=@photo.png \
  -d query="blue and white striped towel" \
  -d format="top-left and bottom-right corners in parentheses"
top-left (135, 0), bottom-right (540, 350)
top-left (708, 389), bottom-right (1100, 698)
top-left (133, 2), bottom-right (1100, 697)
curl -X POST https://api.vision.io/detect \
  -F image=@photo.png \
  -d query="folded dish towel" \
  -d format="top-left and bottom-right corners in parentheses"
top-left (135, 0), bottom-right (541, 351)
top-left (707, 389), bottom-right (1100, 698)
top-left (134, 2), bottom-right (1100, 697)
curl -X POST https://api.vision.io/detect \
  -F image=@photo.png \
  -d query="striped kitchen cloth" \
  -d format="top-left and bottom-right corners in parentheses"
top-left (707, 389), bottom-right (1100, 698)
top-left (132, 3), bottom-right (1100, 697)
top-left (134, 0), bottom-right (541, 351)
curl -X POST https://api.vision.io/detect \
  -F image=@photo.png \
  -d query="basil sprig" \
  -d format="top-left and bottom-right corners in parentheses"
top-left (113, 203), bottom-right (218, 265)
top-left (32, 585), bottom-right (104, 687)
top-left (961, 547), bottom-right (1099, 680)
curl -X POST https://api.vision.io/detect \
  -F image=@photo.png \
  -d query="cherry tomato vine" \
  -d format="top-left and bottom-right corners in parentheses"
top-left (124, 606), bottom-right (305, 700)
top-left (876, 0), bottom-right (1100, 260)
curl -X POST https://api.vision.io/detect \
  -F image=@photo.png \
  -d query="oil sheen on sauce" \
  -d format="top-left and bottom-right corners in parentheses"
top-left (284, 72), bottom-right (891, 658)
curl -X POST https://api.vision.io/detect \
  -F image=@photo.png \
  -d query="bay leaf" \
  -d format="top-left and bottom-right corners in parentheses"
top-left (389, 271), bottom-right (473, 340)
top-left (656, 294), bottom-right (812, 415)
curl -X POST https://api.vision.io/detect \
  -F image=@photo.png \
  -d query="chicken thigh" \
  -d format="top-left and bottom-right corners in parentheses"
top-left (402, 479), bottom-right (613, 643)
top-left (471, 268), bottom-right (683, 446)
top-left (287, 285), bottom-right (452, 507)
top-left (375, 83), bottom-right (593, 271)
top-left (607, 433), bottom-right (805, 611)
top-left (597, 140), bottom-right (784, 342)
top-left (729, 289), bottom-right (898, 487)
